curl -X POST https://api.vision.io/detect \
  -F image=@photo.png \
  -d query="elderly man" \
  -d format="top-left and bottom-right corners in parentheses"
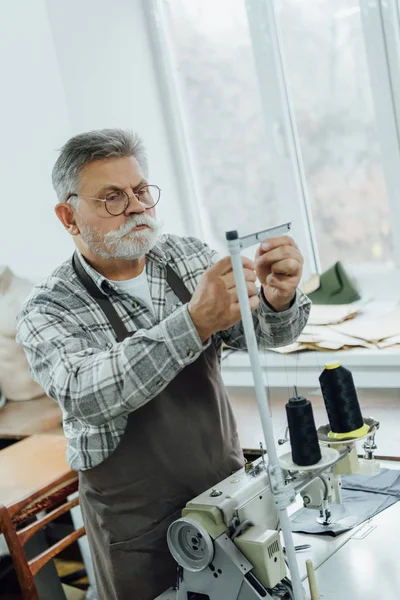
top-left (17, 129), bottom-right (311, 600)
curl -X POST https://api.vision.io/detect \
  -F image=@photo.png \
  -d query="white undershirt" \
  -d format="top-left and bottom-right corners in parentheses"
top-left (108, 268), bottom-right (155, 315)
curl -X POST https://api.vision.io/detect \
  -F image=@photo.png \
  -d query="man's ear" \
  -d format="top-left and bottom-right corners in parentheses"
top-left (55, 203), bottom-right (80, 236)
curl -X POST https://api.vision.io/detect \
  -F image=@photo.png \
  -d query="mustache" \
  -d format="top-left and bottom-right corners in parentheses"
top-left (104, 214), bottom-right (161, 241)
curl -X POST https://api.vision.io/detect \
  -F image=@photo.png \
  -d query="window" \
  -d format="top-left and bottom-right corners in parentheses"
top-left (149, 0), bottom-right (400, 270)
top-left (278, 0), bottom-right (395, 269)
top-left (161, 0), bottom-right (277, 255)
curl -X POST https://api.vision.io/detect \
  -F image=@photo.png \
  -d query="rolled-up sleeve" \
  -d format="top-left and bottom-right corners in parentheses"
top-left (17, 303), bottom-right (206, 428)
top-left (220, 288), bottom-right (311, 349)
top-left (202, 240), bottom-right (311, 349)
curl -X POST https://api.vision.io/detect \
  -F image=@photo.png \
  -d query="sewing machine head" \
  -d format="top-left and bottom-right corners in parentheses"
top-left (156, 417), bottom-right (380, 600)
top-left (157, 455), bottom-right (289, 600)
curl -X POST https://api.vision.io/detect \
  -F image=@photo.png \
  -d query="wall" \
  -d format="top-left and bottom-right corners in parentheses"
top-left (1, 0), bottom-right (188, 281)
top-left (0, 0), bottom-right (72, 280)
top-left (45, 0), bottom-right (187, 240)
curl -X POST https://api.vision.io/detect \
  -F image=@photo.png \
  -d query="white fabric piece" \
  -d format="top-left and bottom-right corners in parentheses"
top-left (108, 268), bottom-right (155, 315)
top-left (0, 266), bottom-right (44, 400)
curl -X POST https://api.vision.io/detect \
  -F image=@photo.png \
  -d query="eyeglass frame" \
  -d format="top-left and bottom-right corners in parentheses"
top-left (66, 184), bottom-right (161, 216)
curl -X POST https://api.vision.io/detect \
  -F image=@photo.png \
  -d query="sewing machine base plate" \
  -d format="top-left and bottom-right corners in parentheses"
top-left (157, 498), bottom-right (400, 600)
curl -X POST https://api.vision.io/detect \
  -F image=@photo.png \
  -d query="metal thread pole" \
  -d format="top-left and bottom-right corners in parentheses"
top-left (227, 234), bottom-right (305, 600)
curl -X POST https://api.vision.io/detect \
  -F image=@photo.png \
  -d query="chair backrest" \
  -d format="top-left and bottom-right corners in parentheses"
top-left (0, 472), bottom-right (84, 600)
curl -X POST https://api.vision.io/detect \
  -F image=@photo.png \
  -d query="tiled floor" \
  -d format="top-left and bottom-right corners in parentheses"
top-left (229, 386), bottom-right (400, 457)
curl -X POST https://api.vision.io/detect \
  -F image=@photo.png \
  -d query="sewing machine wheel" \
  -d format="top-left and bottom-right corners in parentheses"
top-left (167, 517), bottom-right (214, 572)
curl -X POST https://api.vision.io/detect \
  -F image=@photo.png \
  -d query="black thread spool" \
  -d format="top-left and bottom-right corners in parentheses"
top-left (286, 392), bottom-right (322, 467)
top-left (319, 362), bottom-right (364, 435)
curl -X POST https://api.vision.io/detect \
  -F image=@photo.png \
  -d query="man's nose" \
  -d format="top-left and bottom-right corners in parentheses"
top-left (124, 193), bottom-right (146, 215)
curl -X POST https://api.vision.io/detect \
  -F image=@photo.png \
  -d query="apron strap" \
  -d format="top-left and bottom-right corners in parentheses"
top-left (72, 252), bottom-right (131, 342)
top-left (165, 264), bottom-right (192, 304)
top-left (72, 252), bottom-right (193, 342)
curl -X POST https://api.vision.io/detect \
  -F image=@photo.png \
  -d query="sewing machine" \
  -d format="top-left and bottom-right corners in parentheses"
top-left (156, 223), bottom-right (382, 600)
top-left (155, 418), bottom-right (380, 600)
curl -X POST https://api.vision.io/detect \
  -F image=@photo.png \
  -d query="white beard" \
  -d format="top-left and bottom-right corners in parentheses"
top-left (79, 213), bottom-right (163, 259)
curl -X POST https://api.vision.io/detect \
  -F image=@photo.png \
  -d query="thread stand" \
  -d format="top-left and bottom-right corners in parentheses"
top-left (226, 223), bottom-right (307, 600)
top-left (318, 418), bottom-right (380, 476)
top-left (279, 446), bottom-right (339, 473)
top-left (363, 420), bottom-right (379, 460)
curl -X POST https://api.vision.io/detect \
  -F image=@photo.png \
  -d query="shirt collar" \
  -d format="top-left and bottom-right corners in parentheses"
top-left (146, 238), bottom-right (169, 265)
top-left (75, 238), bottom-right (169, 296)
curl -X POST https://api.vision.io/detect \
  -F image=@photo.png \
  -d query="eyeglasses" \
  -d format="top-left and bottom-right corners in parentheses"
top-left (67, 184), bottom-right (161, 216)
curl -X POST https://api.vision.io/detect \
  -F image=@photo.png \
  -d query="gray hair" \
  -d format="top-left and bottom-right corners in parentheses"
top-left (52, 128), bottom-right (148, 204)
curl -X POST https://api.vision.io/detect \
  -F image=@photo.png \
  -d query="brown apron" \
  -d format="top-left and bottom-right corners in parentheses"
top-left (74, 257), bottom-right (244, 600)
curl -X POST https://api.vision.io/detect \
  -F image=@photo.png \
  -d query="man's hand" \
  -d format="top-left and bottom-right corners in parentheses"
top-left (188, 256), bottom-right (260, 342)
top-left (255, 236), bottom-right (303, 312)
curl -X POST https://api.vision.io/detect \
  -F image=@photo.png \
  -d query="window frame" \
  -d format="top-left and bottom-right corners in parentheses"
top-left (359, 0), bottom-right (400, 265)
top-left (144, 0), bottom-right (400, 273)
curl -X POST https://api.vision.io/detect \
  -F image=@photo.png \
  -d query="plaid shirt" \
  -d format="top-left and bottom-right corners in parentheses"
top-left (16, 234), bottom-right (311, 471)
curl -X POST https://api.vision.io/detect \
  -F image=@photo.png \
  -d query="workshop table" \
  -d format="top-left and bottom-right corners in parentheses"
top-left (290, 499), bottom-right (400, 599)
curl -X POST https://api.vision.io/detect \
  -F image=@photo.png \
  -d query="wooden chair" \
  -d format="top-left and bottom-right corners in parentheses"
top-left (0, 435), bottom-right (86, 600)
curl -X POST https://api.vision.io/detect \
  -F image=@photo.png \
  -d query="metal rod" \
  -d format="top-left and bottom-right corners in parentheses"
top-left (227, 233), bottom-right (305, 600)
top-left (231, 221), bottom-right (292, 249)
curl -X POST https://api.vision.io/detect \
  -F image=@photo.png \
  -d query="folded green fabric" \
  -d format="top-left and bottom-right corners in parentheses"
top-left (308, 261), bottom-right (360, 305)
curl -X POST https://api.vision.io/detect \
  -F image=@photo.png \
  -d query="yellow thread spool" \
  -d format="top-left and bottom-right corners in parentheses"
top-left (322, 361), bottom-right (368, 439)
top-left (328, 423), bottom-right (370, 440)
top-left (325, 361), bottom-right (341, 370)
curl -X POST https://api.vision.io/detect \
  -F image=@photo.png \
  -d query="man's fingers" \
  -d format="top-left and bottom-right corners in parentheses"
top-left (229, 281), bottom-right (258, 302)
top-left (266, 272), bottom-right (298, 291)
top-left (230, 293), bottom-right (260, 321)
top-left (211, 255), bottom-right (256, 277)
top-left (223, 268), bottom-right (257, 290)
top-left (259, 235), bottom-right (299, 253)
top-left (249, 294), bottom-right (261, 311)
top-left (209, 256), bottom-right (233, 276)
top-left (270, 258), bottom-right (301, 276)
top-left (241, 256), bottom-right (256, 270)
top-left (256, 246), bottom-right (303, 267)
